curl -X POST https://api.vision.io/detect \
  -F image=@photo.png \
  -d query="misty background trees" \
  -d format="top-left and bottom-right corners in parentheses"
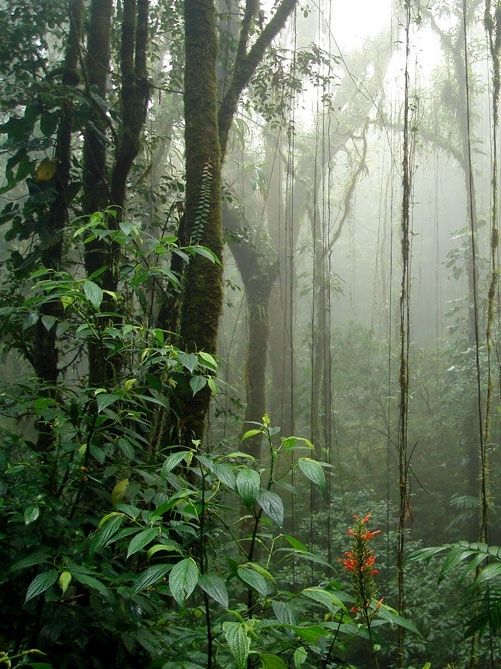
top-left (0, 0), bottom-right (499, 667)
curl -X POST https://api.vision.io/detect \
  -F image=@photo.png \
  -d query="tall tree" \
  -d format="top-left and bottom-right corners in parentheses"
top-left (176, 0), bottom-right (298, 440)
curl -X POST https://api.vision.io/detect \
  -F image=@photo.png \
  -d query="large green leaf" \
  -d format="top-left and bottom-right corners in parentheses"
top-left (212, 463), bottom-right (236, 490)
top-left (301, 587), bottom-right (346, 612)
top-left (238, 566), bottom-right (269, 596)
top-left (257, 490), bottom-right (284, 527)
top-left (25, 570), bottom-right (58, 602)
top-left (83, 279), bottom-right (103, 309)
top-left (89, 515), bottom-right (124, 555)
top-left (272, 600), bottom-right (297, 625)
top-left (198, 573), bottom-right (229, 608)
top-left (297, 458), bottom-right (326, 491)
top-left (24, 505), bottom-right (40, 525)
top-left (236, 468), bottom-right (260, 507)
top-left (260, 654), bottom-right (287, 669)
top-left (223, 622), bottom-right (249, 669)
top-left (169, 557), bottom-right (199, 606)
top-left (161, 450), bottom-right (191, 475)
top-left (127, 527), bottom-right (158, 558)
top-left (132, 564), bottom-right (171, 593)
top-left (72, 572), bottom-right (111, 599)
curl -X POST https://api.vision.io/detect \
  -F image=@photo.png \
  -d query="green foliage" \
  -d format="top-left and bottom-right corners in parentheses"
top-left (410, 541), bottom-right (501, 639)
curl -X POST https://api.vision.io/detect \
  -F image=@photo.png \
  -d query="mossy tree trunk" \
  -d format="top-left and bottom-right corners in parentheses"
top-left (178, 0), bottom-right (298, 441)
top-left (82, 0), bottom-right (114, 387)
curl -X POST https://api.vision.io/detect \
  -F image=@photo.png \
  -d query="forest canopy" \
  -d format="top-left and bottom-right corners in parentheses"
top-left (0, 1), bottom-right (499, 668)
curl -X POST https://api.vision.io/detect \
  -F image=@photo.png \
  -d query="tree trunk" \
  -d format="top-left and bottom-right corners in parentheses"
top-left (82, 0), bottom-right (113, 387)
top-left (35, 0), bottom-right (83, 451)
top-left (179, 0), bottom-right (223, 441)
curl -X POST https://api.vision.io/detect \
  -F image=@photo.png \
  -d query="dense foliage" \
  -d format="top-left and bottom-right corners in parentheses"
top-left (0, 0), bottom-right (499, 667)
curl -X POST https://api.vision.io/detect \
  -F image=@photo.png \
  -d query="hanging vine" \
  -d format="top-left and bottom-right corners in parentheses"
top-left (481, 0), bottom-right (500, 544)
top-left (397, 0), bottom-right (413, 665)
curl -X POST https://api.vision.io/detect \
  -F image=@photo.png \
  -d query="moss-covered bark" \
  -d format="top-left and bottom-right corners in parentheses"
top-left (82, 0), bottom-right (113, 387)
top-left (178, 0), bottom-right (298, 440)
top-left (179, 0), bottom-right (223, 439)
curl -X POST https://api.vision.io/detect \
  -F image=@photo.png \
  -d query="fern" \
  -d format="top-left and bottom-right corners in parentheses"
top-left (409, 541), bottom-right (501, 638)
top-left (190, 160), bottom-right (213, 245)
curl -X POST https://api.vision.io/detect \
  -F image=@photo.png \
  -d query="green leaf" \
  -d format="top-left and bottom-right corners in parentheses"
top-left (297, 458), bottom-right (326, 491)
top-left (241, 428), bottom-right (262, 441)
top-left (24, 505), bottom-right (40, 525)
top-left (377, 605), bottom-right (420, 635)
top-left (169, 558), bottom-right (199, 606)
top-left (89, 515), bottom-right (124, 555)
top-left (238, 566), bottom-right (269, 596)
top-left (212, 463), bottom-right (236, 490)
top-left (10, 548), bottom-right (51, 572)
top-left (475, 562), bottom-right (501, 585)
top-left (25, 570), bottom-right (59, 602)
top-left (190, 375), bottom-right (207, 396)
top-left (260, 654), bottom-right (287, 669)
top-left (59, 571), bottom-right (72, 595)
top-left (236, 468), bottom-right (260, 507)
top-left (72, 572), bottom-right (111, 599)
top-left (257, 490), bottom-right (284, 527)
top-left (293, 646), bottom-right (308, 667)
top-left (292, 625), bottom-right (329, 643)
top-left (161, 450), bottom-right (191, 475)
top-left (301, 587), bottom-right (345, 612)
top-left (283, 534), bottom-right (308, 552)
top-left (147, 541), bottom-right (183, 558)
top-left (272, 600), bottom-right (297, 625)
top-left (198, 573), bottom-right (229, 608)
top-left (111, 478), bottom-right (129, 505)
top-left (127, 528), bottom-right (158, 558)
top-left (178, 352), bottom-right (198, 373)
top-left (223, 621), bottom-right (249, 669)
top-left (132, 564), bottom-right (171, 593)
top-left (198, 351), bottom-right (217, 370)
top-left (96, 393), bottom-right (121, 413)
top-left (281, 436), bottom-right (314, 451)
top-left (83, 279), bottom-right (103, 309)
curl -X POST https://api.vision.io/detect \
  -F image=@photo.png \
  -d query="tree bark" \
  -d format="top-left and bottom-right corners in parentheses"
top-left (82, 0), bottom-right (113, 387)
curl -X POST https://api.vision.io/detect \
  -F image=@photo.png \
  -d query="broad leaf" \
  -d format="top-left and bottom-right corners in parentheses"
top-left (24, 505), bottom-right (40, 525)
top-left (297, 458), bottom-right (326, 491)
top-left (132, 564), bottom-right (171, 593)
top-left (190, 375), bottom-right (207, 396)
top-left (223, 622), bottom-right (249, 669)
top-left (58, 571), bottom-right (72, 595)
top-left (236, 468), bottom-right (260, 507)
top-left (198, 573), bottom-right (229, 608)
top-left (72, 572), bottom-right (111, 599)
top-left (238, 566), bottom-right (269, 596)
top-left (294, 646), bottom-right (308, 667)
top-left (213, 463), bottom-right (236, 490)
top-left (169, 558), bottom-right (199, 606)
top-left (127, 528), bottom-right (158, 558)
top-left (25, 570), bottom-right (58, 602)
top-left (257, 490), bottom-right (284, 527)
top-left (89, 515), bottom-right (124, 555)
top-left (260, 654), bottom-right (287, 669)
top-left (83, 279), bottom-right (103, 309)
top-left (272, 600), bottom-right (297, 625)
